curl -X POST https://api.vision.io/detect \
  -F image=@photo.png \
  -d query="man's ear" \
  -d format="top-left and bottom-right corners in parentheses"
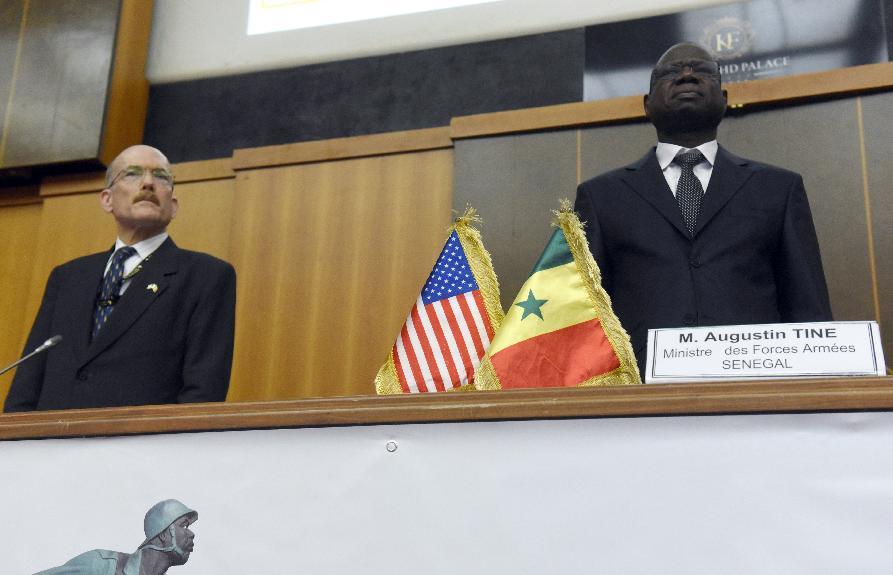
top-left (643, 94), bottom-right (651, 122)
top-left (99, 189), bottom-right (113, 214)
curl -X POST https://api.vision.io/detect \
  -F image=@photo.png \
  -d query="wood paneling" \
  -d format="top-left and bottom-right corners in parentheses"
top-left (0, 377), bottom-right (891, 440)
top-left (166, 176), bottom-right (235, 263)
top-left (227, 148), bottom-right (453, 401)
top-left (0, 202), bottom-right (42, 401)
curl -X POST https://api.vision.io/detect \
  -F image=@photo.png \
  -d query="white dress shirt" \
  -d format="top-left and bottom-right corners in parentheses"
top-left (655, 140), bottom-right (718, 196)
top-left (104, 232), bottom-right (169, 295)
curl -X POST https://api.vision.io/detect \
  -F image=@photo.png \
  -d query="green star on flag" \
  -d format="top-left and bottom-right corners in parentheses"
top-left (473, 201), bottom-right (642, 390)
top-left (515, 289), bottom-right (547, 320)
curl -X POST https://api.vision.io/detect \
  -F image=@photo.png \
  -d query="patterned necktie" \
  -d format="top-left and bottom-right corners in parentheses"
top-left (674, 149), bottom-right (706, 236)
top-left (92, 246), bottom-right (137, 339)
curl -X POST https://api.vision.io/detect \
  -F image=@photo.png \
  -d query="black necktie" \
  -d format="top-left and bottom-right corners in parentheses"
top-left (92, 246), bottom-right (137, 339)
top-left (674, 150), bottom-right (706, 236)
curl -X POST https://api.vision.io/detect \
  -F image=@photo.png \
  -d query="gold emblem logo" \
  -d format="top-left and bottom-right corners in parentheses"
top-left (702, 17), bottom-right (754, 61)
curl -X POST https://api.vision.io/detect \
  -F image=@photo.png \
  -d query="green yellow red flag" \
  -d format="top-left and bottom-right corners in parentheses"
top-left (474, 202), bottom-right (641, 389)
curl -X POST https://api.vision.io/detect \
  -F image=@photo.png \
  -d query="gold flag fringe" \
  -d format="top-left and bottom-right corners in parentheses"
top-left (473, 353), bottom-right (501, 391)
top-left (454, 206), bottom-right (505, 339)
top-left (455, 205), bottom-right (505, 392)
top-left (374, 351), bottom-right (403, 395)
top-left (556, 199), bottom-right (642, 386)
top-left (374, 206), bottom-right (503, 395)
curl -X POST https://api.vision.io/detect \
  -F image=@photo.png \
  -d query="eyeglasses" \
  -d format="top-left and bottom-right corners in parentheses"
top-left (653, 60), bottom-right (720, 82)
top-left (109, 165), bottom-right (174, 187)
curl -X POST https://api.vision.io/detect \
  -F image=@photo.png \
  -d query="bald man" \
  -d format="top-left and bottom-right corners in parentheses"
top-left (575, 43), bottom-right (831, 377)
top-left (5, 145), bottom-right (236, 411)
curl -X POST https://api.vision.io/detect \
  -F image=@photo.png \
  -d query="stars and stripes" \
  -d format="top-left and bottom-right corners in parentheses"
top-left (392, 231), bottom-right (494, 393)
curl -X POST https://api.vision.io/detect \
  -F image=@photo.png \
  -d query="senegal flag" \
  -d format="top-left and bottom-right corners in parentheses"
top-left (474, 203), bottom-right (641, 389)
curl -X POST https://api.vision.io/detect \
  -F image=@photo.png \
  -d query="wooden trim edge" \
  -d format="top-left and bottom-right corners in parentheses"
top-left (1, 377), bottom-right (891, 440)
top-left (232, 127), bottom-right (454, 170)
top-left (451, 96), bottom-right (644, 140)
top-left (0, 185), bottom-right (40, 206)
top-left (451, 62), bottom-right (893, 140)
top-left (40, 172), bottom-right (106, 197)
top-left (38, 158), bottom-right (234, 197)
top-left (172, 158), bottom-right (234, 184)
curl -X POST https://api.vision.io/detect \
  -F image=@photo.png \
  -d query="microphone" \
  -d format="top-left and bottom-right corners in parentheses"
top-left (0, 335), bottom-right (63, 376)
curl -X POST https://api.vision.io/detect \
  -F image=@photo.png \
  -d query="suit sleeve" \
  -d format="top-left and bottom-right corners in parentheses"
top-left (178, 261), bottom-right (236, 403)
top-left (774, 175), bottom-right (833, 322)
top-left (4, 268), bottom-right (61, 412)
top-left (574, 182), bottom-right (611, 289)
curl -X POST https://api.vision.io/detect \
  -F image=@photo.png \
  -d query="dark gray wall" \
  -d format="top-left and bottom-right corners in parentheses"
top-left (145, 30), bottom-right (584, 163)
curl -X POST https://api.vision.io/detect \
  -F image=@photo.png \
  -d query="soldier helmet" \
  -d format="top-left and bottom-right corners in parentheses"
top-left (140, 499), bottom-right (198, 548)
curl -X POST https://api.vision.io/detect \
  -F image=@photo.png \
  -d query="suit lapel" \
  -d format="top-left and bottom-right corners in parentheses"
top-left (619, 149), bottom-right (690, 238)
top-left (693, 147), bottom-right (753, 237)
top-left (82, 238), bottom-right (179, 365)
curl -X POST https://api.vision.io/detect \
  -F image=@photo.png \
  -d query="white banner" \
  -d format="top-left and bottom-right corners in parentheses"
top-left (3, 412), bottom-right (893, 573)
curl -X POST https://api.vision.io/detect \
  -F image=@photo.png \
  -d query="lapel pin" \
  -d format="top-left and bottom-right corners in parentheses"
top-left (147, 283), bottom-right (158, 293)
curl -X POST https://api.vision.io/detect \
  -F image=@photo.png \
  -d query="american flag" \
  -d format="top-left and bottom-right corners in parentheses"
top-left (392, 231), bottom-right (495, 393)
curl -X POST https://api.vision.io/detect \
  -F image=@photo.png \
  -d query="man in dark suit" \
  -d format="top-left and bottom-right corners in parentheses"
top-left (4, 145), bottom-right (236, 411)
top-left (574, 42), bottom-right (832, 377)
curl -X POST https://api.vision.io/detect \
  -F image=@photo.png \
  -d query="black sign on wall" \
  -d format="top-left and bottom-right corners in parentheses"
top-left (584, 0), bottom-right (889, 101)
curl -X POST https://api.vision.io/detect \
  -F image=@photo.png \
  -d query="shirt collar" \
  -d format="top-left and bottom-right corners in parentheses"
top-left (114, 232), bottom-right (168, 260)
top-left (655, 140), bottom-right (718, 170)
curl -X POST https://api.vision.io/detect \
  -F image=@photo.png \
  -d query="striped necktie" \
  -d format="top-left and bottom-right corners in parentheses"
top-left (92, 246), bottom-right (137, 339)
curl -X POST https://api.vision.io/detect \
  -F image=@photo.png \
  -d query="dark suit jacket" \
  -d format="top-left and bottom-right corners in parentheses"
top-left (4, 238), bottom-right (236, 411)
top-left (574, 146), bottom-right (832, 376)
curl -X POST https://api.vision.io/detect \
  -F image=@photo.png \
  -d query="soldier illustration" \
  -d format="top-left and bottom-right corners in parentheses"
top-left (35, 499), bottom-right (197, 575)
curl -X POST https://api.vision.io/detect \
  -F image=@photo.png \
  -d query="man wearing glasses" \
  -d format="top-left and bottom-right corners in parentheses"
top-left (4, 145), bottom-right (236, 411)
top-left (575, 43), bottom-right (832, 377)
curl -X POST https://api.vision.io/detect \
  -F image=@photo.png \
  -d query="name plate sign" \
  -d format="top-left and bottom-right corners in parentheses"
top-left (645, 321), bottom-right (886, 383)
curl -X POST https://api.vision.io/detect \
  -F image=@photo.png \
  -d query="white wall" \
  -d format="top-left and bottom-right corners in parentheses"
top-left (146, 0), bottom-right (736, 83)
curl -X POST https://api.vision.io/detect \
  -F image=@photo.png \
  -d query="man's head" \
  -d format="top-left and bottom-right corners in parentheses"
top-left (140, 499), bottom-right (197, 565)
top-left (644, 42), bottom-right (727, 145)
top-left (100, 145), bottom-right (178, 244)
